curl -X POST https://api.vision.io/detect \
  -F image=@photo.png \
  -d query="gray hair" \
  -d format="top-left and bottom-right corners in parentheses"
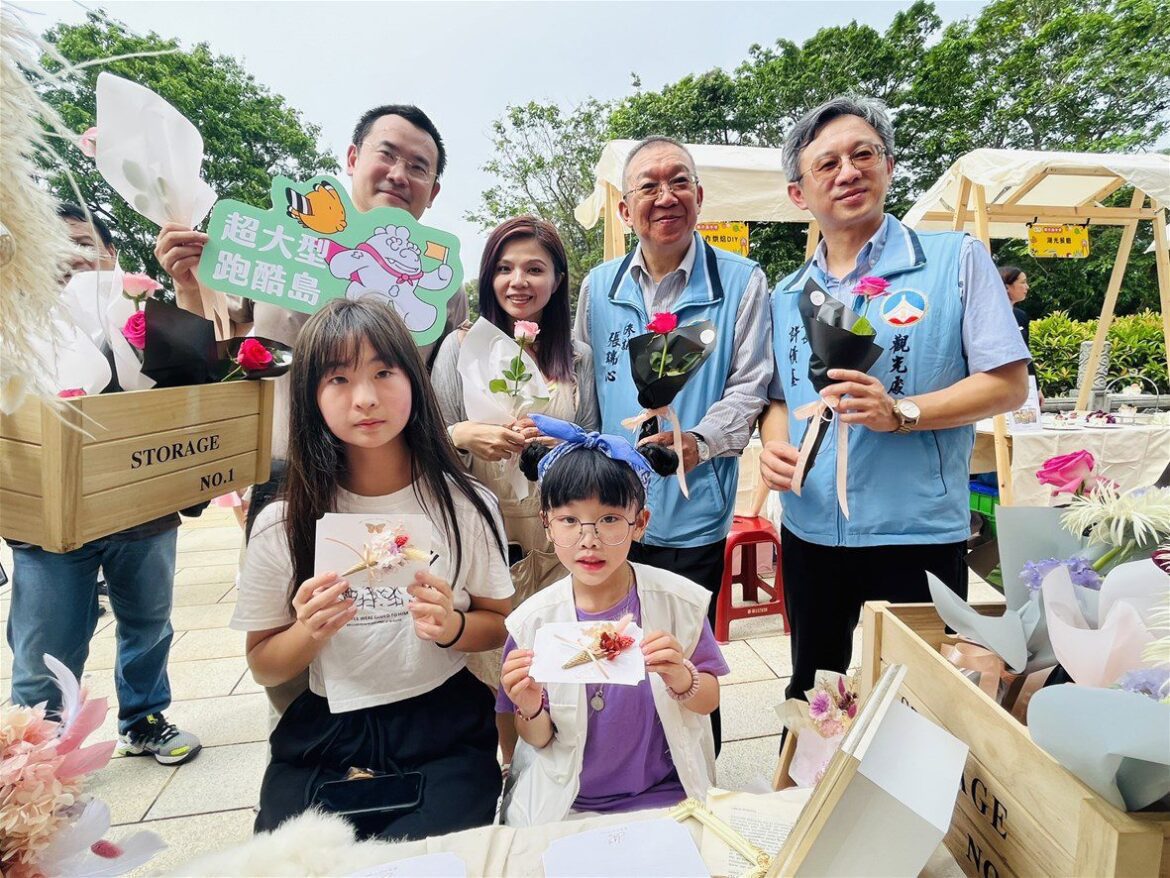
top-left (782, 95), bottom-right (895, 183)
top-left (621, 135), bottom-right (698, 192)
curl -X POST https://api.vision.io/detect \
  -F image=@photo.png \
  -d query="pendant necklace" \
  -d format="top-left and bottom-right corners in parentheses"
top-left (588, 579), bottom-right (636, 714)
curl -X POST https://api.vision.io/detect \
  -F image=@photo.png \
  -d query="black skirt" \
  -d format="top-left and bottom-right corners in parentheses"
top-left (256, 667), bottom-right (501, 840)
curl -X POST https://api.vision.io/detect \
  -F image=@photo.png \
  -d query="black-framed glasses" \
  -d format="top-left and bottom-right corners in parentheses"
top-left (796, 143), bottom-right (887, 183)
top-left (543, 514), bottom-right (638, 547)
top-left (622, 174), bottom-right (698, 203)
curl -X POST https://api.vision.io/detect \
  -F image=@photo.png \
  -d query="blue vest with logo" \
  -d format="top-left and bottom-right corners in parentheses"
top-left (771, 215), bottom-right (972, 547)
top-left (589, 234), bottom-right (758, 547)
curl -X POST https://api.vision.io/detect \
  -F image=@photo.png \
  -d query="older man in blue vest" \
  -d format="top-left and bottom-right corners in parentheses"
top-left (574, 136), bottom-right (773, 748)
top-left (761, 96), bottom-right (1030, 700)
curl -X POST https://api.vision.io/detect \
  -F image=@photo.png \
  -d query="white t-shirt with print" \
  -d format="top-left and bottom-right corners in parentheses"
top-left (230, 481), bottom-right (513, 713)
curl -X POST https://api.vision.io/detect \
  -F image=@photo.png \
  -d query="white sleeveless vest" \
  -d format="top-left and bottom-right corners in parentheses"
top-left (501, 562), bottom-right (717, 827)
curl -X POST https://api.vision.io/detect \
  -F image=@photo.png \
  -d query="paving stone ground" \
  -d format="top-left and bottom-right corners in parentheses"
top-left (0, 508), bottom-right (999, 875)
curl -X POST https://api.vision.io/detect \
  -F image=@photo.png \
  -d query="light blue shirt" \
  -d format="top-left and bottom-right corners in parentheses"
top-left (768, 219), bottom-right (1029, 400)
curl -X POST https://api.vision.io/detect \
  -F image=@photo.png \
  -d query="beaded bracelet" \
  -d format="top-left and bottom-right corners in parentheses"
top-left (667, 659), bottom-right (701, 702)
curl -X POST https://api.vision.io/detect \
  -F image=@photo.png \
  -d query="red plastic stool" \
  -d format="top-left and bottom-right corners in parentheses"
top-left (715, 515), bottom-right (787, 644)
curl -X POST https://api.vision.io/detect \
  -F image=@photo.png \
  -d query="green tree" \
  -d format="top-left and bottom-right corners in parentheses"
top-left (38, 11), bottom-right (337, 279)
top-left (465, 99), bottom-right (612, 309)
top-left (473, 0), bottom-right (1168, 314)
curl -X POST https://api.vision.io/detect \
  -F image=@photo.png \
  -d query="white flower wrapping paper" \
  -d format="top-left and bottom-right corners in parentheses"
top-left (94, 72), bottom-right (217, 228)
top-left (28, 266), bottom-right (157, 395)
top-left (456, 317), bottom-right (550, 497)
top-left (1039, 558), bottom-right (1164, 688)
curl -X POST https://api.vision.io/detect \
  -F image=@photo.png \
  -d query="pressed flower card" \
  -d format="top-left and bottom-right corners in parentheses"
top-left (314, 513), bottom-right (432, 627)
top-left (530, 618), bottom-right (646, 685)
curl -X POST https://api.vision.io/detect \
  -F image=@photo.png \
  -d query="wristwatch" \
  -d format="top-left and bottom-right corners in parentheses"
top-left (892, 398), bottom-right (921, 434)
top-left (689, 432), bottom-right (712, 463)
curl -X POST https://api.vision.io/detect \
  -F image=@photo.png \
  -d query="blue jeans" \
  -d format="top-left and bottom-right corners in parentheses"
top-left (7, 528), bottom-right (178, 733)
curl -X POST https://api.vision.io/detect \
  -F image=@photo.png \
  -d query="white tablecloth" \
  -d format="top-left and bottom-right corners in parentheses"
top-left (973, 422), bottom-right (1170, 505)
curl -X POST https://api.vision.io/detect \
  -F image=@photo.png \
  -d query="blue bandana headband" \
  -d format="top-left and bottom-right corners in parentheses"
top-left (529, 414), bottom-right (653, 493)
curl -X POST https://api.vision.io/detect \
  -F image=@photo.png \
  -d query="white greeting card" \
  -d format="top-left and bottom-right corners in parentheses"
top-left (543, 818), bottom-right (708, 878)
top-left (345, 852), bottom-right (466, 878)
top-left (530, 620), bottom-right (646, 686)
top-left (314, 513), bottom-right (431, 628)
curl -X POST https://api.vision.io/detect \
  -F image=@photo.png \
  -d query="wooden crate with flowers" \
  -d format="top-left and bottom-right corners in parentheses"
top-left (861, 452), bottom-right (1170, 878)
top-left (0, 288), bottom-right (285, 552)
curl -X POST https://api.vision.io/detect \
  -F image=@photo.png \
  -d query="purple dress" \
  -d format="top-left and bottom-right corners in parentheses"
top-left (497, 586), bottom-right (729, 814)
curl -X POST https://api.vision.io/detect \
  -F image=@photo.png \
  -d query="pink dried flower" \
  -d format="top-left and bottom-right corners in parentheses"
top-left (808, 689), bottom-right (834, 722)
top-left (91, 839), bottom-right (123, 859)
top-left (57, 388), bottom-right (87, 399)
top-left (817, 717), bottom-right (843, 738)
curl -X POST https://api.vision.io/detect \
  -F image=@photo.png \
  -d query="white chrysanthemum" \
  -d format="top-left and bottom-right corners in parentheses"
top-left (1143, 603), bottom-right (1170, 666)
top-left (1061, 485), bottom-right (1170, 548)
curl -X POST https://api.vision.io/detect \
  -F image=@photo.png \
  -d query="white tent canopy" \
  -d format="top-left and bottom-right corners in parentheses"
top-left (904, 148), bottom-right (1170, 239)
top-left (903, 148), bottom-right (1169, 506)
top-left (575, 140), bottom-right (814, 259)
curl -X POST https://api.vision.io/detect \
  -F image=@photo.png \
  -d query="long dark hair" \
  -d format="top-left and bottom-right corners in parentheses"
top-left (281, 299), bottom-right (504, 604)
top-left (478, 216), bottom-right (574, 383)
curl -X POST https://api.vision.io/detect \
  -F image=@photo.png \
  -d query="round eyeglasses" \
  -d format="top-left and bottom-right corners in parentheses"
top-left (543, 514), bottom-right (637, 547)
top-left (797, 143), bottom-right (887, 183)
top-left (622, 174), bottom-right (698, 203)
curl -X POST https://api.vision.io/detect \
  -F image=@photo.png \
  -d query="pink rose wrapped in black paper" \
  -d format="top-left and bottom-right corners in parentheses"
top-left (623, 313), bottom-right (717, 497)
top-left (791, 278), bottom-right (883, 517)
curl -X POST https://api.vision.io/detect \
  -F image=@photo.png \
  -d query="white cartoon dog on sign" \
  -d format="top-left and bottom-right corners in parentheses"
top-left (325, 225), bottom-right (453, 332)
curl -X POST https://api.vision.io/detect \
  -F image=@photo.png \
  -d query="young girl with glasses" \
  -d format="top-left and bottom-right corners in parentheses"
top-left (230, 299), bottom-right (513, 840)
top-left (497, 415), bottom-right (728, 826)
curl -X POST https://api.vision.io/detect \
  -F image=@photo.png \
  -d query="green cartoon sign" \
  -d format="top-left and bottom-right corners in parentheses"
top-left (197, 175), bottom-right (462, 347)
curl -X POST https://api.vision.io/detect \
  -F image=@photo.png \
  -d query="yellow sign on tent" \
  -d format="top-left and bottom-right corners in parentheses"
top-left (697, 221), bottom-right (750, 257)
top-left (1027, 223), bottom-right (1090, 259)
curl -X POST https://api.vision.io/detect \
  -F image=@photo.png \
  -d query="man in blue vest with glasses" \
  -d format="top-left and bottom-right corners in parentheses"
top-left (760, 96), bottom-right (1030, 701)
top-left (574, 135), bottom-right (774, 751)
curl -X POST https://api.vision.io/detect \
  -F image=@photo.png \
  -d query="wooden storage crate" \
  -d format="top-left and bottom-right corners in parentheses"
top-left (0, 380), bottom-right (274, 552)
top-left (862, 601), bottom-right (1170, 878)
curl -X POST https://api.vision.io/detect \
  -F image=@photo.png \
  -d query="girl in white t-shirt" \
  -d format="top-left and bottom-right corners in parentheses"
top-left (230, 299), bottom-right (514, 840)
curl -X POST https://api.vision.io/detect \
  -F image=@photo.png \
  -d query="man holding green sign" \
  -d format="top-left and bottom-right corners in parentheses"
top-left (156, 104), bottom-right (466, 533)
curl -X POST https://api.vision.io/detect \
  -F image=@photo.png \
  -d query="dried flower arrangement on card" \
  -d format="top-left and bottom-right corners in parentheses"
top-left (327, 519), bottom-right (428, 584)
top-left (561, 613), bottom-right (636, 671)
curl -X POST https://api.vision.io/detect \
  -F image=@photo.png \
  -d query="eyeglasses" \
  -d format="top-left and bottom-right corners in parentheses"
top-left (371, 144), bottom-right (434, 184)
top-left (623, 175), bottom-right (698, 203)
top-left (796, 143), bottom-right (888, 183)
top-left (543, 514), bottom-right (637, 547)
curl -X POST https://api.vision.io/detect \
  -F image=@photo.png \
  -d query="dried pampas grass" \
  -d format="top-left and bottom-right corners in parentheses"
top-left (0, 7), bottom-right (80, 413)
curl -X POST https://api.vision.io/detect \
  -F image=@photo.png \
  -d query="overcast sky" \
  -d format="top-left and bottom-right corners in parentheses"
top-left (26, 0), bottom-right (988, 276)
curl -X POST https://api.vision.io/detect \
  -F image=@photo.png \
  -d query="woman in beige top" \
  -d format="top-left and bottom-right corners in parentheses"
top-left (433, 216), bottom-right (598, 762)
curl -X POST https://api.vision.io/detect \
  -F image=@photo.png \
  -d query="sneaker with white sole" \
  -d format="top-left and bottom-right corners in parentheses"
top-left (118, 713), bottom-right (202, 765)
